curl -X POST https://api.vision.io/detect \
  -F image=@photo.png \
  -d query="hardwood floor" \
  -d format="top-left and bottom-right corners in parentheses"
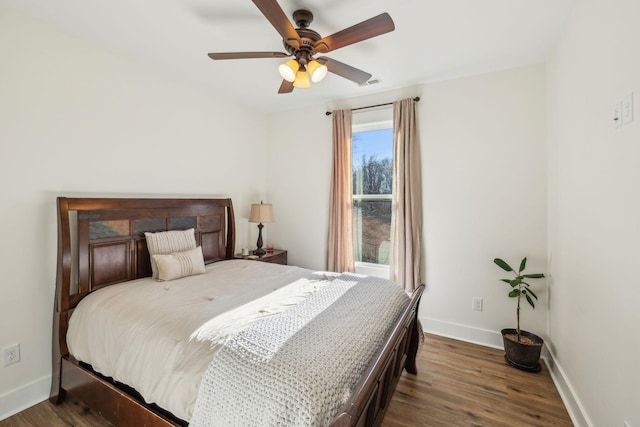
top-left (383, 334), bottom-right (573, 427)
top-left (0, 334), bottom-right (572, 427)
top-left (0, 395), bottom-right (111, 427)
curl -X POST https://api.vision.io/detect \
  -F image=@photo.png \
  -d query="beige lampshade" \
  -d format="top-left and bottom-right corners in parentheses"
top-left (249, 203), bottom-right (274, 223)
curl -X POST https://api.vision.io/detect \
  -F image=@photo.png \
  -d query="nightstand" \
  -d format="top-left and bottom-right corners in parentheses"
top-left (235, 249), bottom-right (287, 265)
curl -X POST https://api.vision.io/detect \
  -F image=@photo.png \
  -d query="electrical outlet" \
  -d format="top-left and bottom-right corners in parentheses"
top-left (472, 297), bottom-right (483, 312)
top-left (3, 343), bottom-right (20, 366)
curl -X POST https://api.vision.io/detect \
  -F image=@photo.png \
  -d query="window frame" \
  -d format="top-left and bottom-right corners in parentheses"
top-left (352, 119), bottom-right (393, 277)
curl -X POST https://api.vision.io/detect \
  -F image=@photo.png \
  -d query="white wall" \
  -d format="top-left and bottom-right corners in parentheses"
top-left (547, 0), bottom-right (640, 425)
top-left (420, 65), bottom-right (548, 347)
top-left (267, 64), bottom-right (548, 348)
top-left (264, 104), bottom-right (333, 270)
top-left (0, 7), bottom-right (267, 418)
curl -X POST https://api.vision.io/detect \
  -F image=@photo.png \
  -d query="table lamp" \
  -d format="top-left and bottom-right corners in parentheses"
top-left (248, 202), bottom-right (274, 256)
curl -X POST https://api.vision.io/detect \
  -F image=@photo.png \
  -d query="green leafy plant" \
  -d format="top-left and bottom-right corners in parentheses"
top-left (494, 257), bottom-right (545, 341)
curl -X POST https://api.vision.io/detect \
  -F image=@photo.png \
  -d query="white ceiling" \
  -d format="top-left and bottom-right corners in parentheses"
top-left (1, 0), bottom-right (575, 113)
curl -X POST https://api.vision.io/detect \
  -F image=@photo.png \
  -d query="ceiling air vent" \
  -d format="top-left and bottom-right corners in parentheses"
top-left (358, 78), bottom-right (381, 87)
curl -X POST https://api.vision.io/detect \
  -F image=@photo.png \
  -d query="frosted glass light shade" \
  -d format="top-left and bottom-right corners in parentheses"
top-left (308, 60), bottom-right (328, 83)
top-left (278, 59), bottom-right (298, 82)
top-left (293, 66), bottom-right (311, 88)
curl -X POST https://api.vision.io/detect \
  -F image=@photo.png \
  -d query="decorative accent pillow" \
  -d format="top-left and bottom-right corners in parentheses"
top-left (145, 228), bottom-right (196, 279)
top-left (152, 246), bottom-right (206, 281)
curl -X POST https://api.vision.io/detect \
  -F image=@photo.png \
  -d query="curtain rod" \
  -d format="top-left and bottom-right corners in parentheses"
top-left (325, 96), bottom-right (420, 116)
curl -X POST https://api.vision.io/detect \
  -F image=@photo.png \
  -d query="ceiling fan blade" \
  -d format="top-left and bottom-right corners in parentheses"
top-left (314, 13), bottom-right (394, 54)
top-left (316, 57), bottom-right (372, 84)
top-left (208, 52), bottom-right (289, 60)
top-left (278, 79), bottom-right (294, 94)
top-left (252, 0), bottom-right (301, 49)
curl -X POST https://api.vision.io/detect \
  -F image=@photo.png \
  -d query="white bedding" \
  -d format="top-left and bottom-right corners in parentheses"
top-left (190, 274), bottom-right (410, 427)
top-left (66, 259), bottom-right (317, 421)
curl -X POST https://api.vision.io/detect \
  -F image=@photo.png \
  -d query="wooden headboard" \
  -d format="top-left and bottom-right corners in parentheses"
top-left (51, 197), bottom-right (235, 374)
top-left (55, 197), bottom-right (235, 308)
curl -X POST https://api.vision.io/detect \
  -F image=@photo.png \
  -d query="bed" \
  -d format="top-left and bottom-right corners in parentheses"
top-left (49, 197), bottom-right (425, 427)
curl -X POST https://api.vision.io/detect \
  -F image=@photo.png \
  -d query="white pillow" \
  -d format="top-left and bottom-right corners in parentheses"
top-left (152, 246), bottom-right (206, 281)
top-left (145, 228), bottom-right (196, 279)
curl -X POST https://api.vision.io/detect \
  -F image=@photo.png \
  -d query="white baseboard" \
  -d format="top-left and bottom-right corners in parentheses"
top-left (542, 347), bottom-right (592, 427)
top-left (0, 375), bottom-right (51, 421)
top-left (421, 316), bottom-right (504, 349)
top-left (422, 316), bottom-right (591, 427)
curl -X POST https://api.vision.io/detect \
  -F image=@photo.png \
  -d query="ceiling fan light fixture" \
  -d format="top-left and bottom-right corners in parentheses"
top-left (308, 60), bottom-right (328, 83)
top-left (278, 59), bottom-right (298, 82)
top-left (207, 5), bottom-right (395, 94)
top-left (292, 65), bottom-right (311, 88)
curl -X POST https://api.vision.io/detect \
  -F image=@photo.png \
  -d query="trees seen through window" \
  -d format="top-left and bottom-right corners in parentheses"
top-left (352, 127), bottom-right (393, 265)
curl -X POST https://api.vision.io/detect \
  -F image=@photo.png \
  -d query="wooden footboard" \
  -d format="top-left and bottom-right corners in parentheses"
top-left (332, 284), bottom-right (424, 427)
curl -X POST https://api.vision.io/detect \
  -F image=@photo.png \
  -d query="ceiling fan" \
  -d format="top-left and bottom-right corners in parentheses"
top-left (207, 0), bottom-right (395, 93)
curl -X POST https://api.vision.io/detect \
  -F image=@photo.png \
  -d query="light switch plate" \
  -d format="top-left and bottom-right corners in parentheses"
top-left (621, 93), bottom-right (634, 125)
top-left (614, 101), bottom-right (623, 128)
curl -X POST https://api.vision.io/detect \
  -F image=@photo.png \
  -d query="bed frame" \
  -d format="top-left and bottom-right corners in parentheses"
top-left (49, 196), bottom-right (425, 427)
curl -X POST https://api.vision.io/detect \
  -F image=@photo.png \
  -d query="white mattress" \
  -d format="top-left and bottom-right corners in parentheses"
top-left (66, 259), bottom-right (318, 421)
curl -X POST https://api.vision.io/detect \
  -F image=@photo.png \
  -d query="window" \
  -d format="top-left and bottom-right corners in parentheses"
top-left (352, 121), bottom-right (393, 266)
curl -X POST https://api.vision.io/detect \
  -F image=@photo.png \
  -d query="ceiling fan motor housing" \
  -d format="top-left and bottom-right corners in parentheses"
top-left (283, 10), bottom-right (321, 64)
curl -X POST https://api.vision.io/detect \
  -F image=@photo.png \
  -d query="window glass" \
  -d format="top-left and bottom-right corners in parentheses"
top-left (352, 127), bottom-right (393, 265)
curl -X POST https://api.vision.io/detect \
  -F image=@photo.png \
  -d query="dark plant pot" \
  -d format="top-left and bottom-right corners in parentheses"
top-left (501, 328), bottom-right (544, 373)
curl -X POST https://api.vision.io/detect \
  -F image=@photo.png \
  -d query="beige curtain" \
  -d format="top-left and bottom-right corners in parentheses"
top-left (327, 110), bottom-right (355, 272)
top-left (390, 98), bottom-right (422, 292)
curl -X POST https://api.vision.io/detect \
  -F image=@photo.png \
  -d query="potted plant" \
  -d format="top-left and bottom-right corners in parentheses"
top-left (494, 257), bottom-right (545, 372)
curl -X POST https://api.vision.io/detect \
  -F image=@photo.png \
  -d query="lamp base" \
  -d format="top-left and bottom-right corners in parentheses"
top-left (254, 222), bottom-right (266, 256)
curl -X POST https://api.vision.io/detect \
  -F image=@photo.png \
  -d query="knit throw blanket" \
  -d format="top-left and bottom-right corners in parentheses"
top-left (189, 274), bottom-right (410, 427)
